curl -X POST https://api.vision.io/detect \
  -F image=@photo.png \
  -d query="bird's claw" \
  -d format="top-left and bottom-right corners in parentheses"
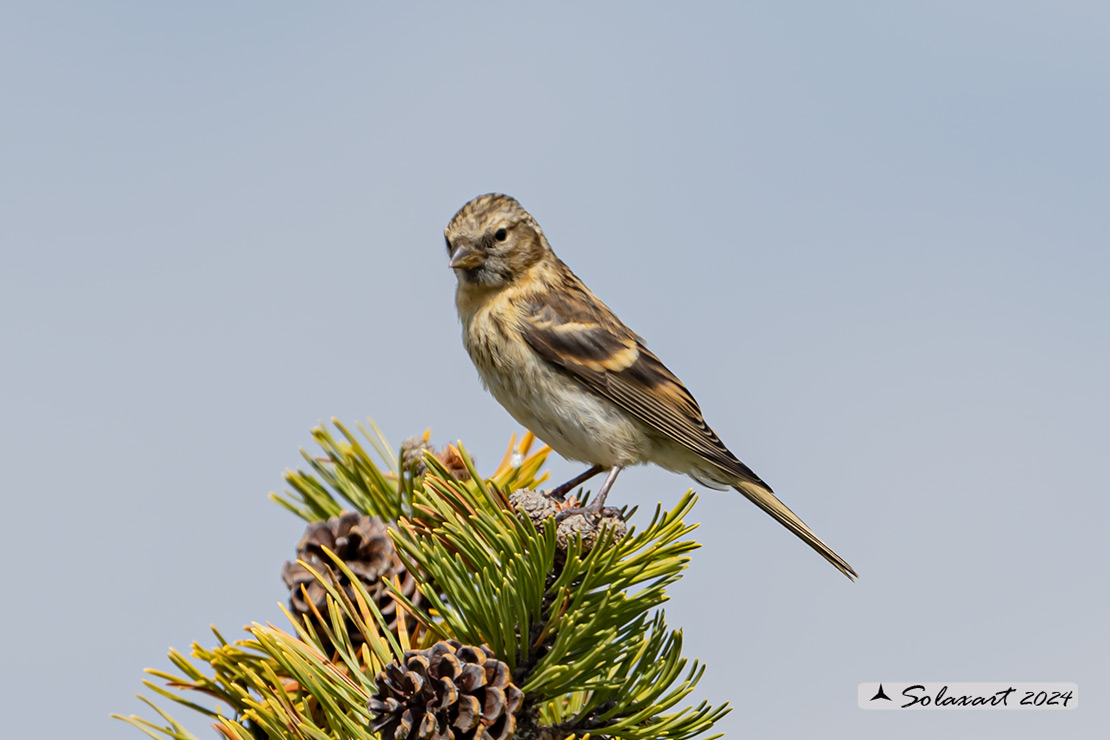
top-left (554, 502), bottom-right (622, 523)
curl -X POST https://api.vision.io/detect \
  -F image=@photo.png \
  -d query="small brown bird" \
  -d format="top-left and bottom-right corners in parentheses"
top-left (445, 193), bottom-right (856, 579)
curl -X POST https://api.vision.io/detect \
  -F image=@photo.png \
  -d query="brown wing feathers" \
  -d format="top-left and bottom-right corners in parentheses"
top-left (520, 272), bottom-right (767, 489)
top-left (522, 290), bottom-right (859, 579)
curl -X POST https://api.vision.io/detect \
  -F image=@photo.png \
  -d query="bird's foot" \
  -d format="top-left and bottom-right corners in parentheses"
top-left (553, 465), bottom-right (624, 523)
top-left (554, 501), bottom-right (623, 523)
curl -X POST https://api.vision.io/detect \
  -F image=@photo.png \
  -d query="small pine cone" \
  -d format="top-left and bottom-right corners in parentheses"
top-left (556, 513), bottom-right (628, 552)
top-left (402, 437), bottom-right (471, 481)
top-left (281, 512), bottom-right (421, 639)
top-left (510, 490), bottom-right (627, 553)
top-left (369, 640), bottom-right (523, 740)
top-left (401, 436), bottom-right (436, 475)
top-left (508, 490), bottom-right (559, 531)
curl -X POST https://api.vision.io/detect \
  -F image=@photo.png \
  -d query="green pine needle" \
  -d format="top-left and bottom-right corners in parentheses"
top-left (119, 422), bottom-right (730, 740)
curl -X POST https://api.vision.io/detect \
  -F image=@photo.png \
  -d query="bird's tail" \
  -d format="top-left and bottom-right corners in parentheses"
top-left (732, 478), bottom-right (858, 580)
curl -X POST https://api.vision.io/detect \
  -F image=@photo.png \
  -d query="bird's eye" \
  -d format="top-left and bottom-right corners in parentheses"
top-left (444, 236), bottom-right (453, 253)
top-left (494, 228), bottom-right (508, 242)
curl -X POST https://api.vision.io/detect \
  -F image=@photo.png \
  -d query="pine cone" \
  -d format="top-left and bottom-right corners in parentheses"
top-left (508, 490), bottom-right (559, 531)
top-left (281, 512), bottom-right (421, 641)
top-left (401, 436), bottom-right (471, 481)
top-left (401, 436), bottom-right (436, 475)
top-left (508, 490), bottom-right (627, 553)
top-left (369, 640), bottom-right (523, 740)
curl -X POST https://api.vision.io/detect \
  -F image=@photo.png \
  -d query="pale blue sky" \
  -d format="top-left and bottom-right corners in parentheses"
top-left (2, 3), bottom-right (1107, 738)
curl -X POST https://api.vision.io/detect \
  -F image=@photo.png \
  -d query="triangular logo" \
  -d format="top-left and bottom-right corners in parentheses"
top-left (870, 684), bottom-right (892, 701)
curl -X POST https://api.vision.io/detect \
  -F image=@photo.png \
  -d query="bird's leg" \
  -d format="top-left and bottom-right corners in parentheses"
top-left (555, 466), bottom-right (624, 522)
top-left (546, 464), bottom-right (604, 501)
top-left (589, 465), bottom-right (623, 513)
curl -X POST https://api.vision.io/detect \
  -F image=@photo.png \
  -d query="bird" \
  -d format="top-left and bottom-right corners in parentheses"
top-left (444, 193), bottom-right (857, 579)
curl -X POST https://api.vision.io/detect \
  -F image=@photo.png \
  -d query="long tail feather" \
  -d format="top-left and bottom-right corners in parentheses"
top-left (733, 479), bottom-right (858, 579)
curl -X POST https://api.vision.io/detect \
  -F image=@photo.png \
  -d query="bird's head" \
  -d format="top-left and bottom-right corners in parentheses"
top-left (444, 194), bottom-right (549, 288)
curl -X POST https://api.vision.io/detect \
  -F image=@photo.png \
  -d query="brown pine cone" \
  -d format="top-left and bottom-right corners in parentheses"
top-left (281, 512), bottom-right (422, 642)
top-left (369, 640), bottom-right (523, 740)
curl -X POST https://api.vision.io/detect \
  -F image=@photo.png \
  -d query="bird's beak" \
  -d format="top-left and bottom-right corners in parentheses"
top-left (448, 243), bottom-right (483, 269)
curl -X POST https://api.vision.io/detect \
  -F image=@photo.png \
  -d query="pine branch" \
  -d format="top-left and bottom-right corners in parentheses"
top-left (117, 421), bottom-right (730, 740)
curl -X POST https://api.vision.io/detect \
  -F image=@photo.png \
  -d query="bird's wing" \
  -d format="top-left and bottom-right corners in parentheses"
top-left (520, 280), bottom-right (767, 488)
top-left (522, 275), bottom-right (859, 580)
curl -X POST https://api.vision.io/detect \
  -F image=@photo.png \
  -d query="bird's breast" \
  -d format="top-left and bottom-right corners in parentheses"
top-left (460, 302), bottom-right (649, 468)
